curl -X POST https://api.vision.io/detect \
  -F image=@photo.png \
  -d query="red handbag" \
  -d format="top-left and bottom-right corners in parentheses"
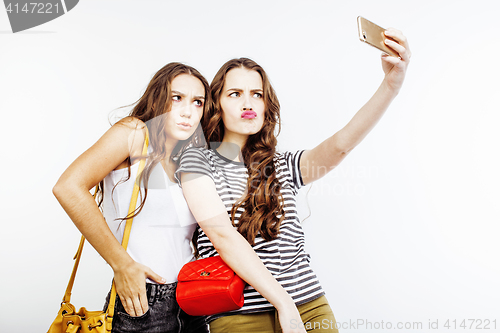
top-left (176, 256), bottom-right (246, 316)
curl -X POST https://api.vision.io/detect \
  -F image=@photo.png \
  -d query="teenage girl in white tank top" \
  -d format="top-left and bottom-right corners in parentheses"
top-left (53, 63), bottom-right (210, 333)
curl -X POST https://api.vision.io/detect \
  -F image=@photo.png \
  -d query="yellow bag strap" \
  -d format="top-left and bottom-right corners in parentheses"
top-left (61, 127), bottom-right (150, 326)
top-left (62, 234), bottom-right (86, 304)
top-left (106, 128), bottom-right (149, 321)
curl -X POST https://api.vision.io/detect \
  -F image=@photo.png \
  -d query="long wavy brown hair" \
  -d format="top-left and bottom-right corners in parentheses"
top-left (204, 58), bottom-right (285, 245)
top-left (95, 62), bottom-right (209, 222)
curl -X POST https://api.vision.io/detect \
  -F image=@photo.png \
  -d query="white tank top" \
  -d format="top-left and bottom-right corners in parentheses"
top-left (102, 160), bottom-right (197, 283)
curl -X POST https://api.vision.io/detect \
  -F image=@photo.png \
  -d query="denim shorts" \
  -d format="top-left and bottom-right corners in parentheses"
top-left (103, 282), bottom-right (208, 333)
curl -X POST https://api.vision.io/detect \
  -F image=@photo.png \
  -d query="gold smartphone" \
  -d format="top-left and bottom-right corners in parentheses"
top-left (357, 16), bottom-right (398, 57)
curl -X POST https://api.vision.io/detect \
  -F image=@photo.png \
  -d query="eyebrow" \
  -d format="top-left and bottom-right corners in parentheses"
top-left (226, 88), bottom-right (263, 92)
top-left (171, 90), bottom-right (205, 100)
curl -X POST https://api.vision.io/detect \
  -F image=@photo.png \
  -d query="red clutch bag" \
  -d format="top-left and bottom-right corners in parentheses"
top-left (176, 256), bottom-right (246, 316)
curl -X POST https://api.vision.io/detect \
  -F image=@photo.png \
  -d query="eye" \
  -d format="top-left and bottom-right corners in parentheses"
top-left (194, 100), bottom-right (204, 107)
top-left (172, 95), bottom-right (181, 102)
top-left (229, 92), bottom-right (240, 97)
top-left (253, 92), bottom-right (263, 98)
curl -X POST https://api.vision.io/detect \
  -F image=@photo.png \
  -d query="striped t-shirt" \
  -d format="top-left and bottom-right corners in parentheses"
top-left (175, 147), bottom-right (325, 319)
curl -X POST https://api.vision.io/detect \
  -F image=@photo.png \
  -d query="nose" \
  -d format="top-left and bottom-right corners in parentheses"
top-left (180, 101), bottom-right (192, 118)
top-left (242, 93), bottom-right (252, 111)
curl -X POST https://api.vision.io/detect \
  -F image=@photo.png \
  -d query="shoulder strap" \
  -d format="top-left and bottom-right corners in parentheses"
top-left (61, 127), bottom-right (150, 325)
top-left (61, 234), bottom-right (85, 304)
top-left (106, 128), bottom-right (149, 321)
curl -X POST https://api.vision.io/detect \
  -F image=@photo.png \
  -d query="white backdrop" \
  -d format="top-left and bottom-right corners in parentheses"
top-left (1, 1), bottom-right (499, 332)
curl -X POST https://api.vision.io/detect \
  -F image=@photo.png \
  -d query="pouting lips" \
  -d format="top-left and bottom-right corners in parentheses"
top-left (241, 111), bottom-right (257, 119)
top-left (177, 122), bottom-right (192, 129)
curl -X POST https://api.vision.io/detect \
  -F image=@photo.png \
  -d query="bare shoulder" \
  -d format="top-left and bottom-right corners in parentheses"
top-left (116, 116), bottom-right (146, 130)
top-left (54, 117), bottom-right (149, 186)
top-left (114, 116), bottom-right (147, 137)
top-left (115, 117), bottom-right (148, 163)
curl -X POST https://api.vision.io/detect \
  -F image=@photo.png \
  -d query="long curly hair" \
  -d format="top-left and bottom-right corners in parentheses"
top-left (96, 62), bottom-right (209, 221)
top-left (205, 58), bottom-right (285, 245)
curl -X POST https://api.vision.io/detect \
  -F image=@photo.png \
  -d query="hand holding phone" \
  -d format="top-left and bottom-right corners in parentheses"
top-left (356, 17), bottom-right (411, 93)
top-left (357, 16), bottom-right (399, 58)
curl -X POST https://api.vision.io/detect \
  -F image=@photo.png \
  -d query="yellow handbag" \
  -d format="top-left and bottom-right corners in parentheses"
top-left (47, 130), bottom-right (149, 333)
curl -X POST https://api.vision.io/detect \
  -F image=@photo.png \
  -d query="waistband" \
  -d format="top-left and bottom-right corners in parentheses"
top-left (145, 282), bottom-right (177, 304)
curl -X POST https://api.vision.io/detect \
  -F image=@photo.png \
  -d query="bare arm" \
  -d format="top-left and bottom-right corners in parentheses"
top-left (301, 28), bottom-right (411, 184)
top-left (52, 117), bottom-right (164, 317)
top-left (181, 173), bottom-right (306, 333)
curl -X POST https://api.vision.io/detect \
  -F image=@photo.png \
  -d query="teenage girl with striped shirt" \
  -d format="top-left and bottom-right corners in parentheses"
top-left (176, 29), bottom-right (410, 333)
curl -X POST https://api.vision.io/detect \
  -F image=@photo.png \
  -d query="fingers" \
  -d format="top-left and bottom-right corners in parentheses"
top-left (384, 39), bottom-right (410, 61)
top-left (384, 28), bottom-right (411, 62)
top-left (131, 291), bottom-right (147, 316)
top-left (384, 28), bottom-right (410, 50)
top-left (381, 53), bottom-right (402, 66)
top-left (113, 262), bottom-right (158, 317)
top-left (384, 39), bottom-right (410, 62)
top-left (119, 292), bottom-right (148, 317)
top-left (139, 291), bottom-right (149, 315)
top-left (146, 268), bottom-right (167, 284)
top-left (120, 296), bottom-right (137, 316)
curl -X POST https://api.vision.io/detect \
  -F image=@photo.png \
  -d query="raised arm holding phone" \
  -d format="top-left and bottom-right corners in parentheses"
top-left (176, 19), bottom-right (410, 333)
